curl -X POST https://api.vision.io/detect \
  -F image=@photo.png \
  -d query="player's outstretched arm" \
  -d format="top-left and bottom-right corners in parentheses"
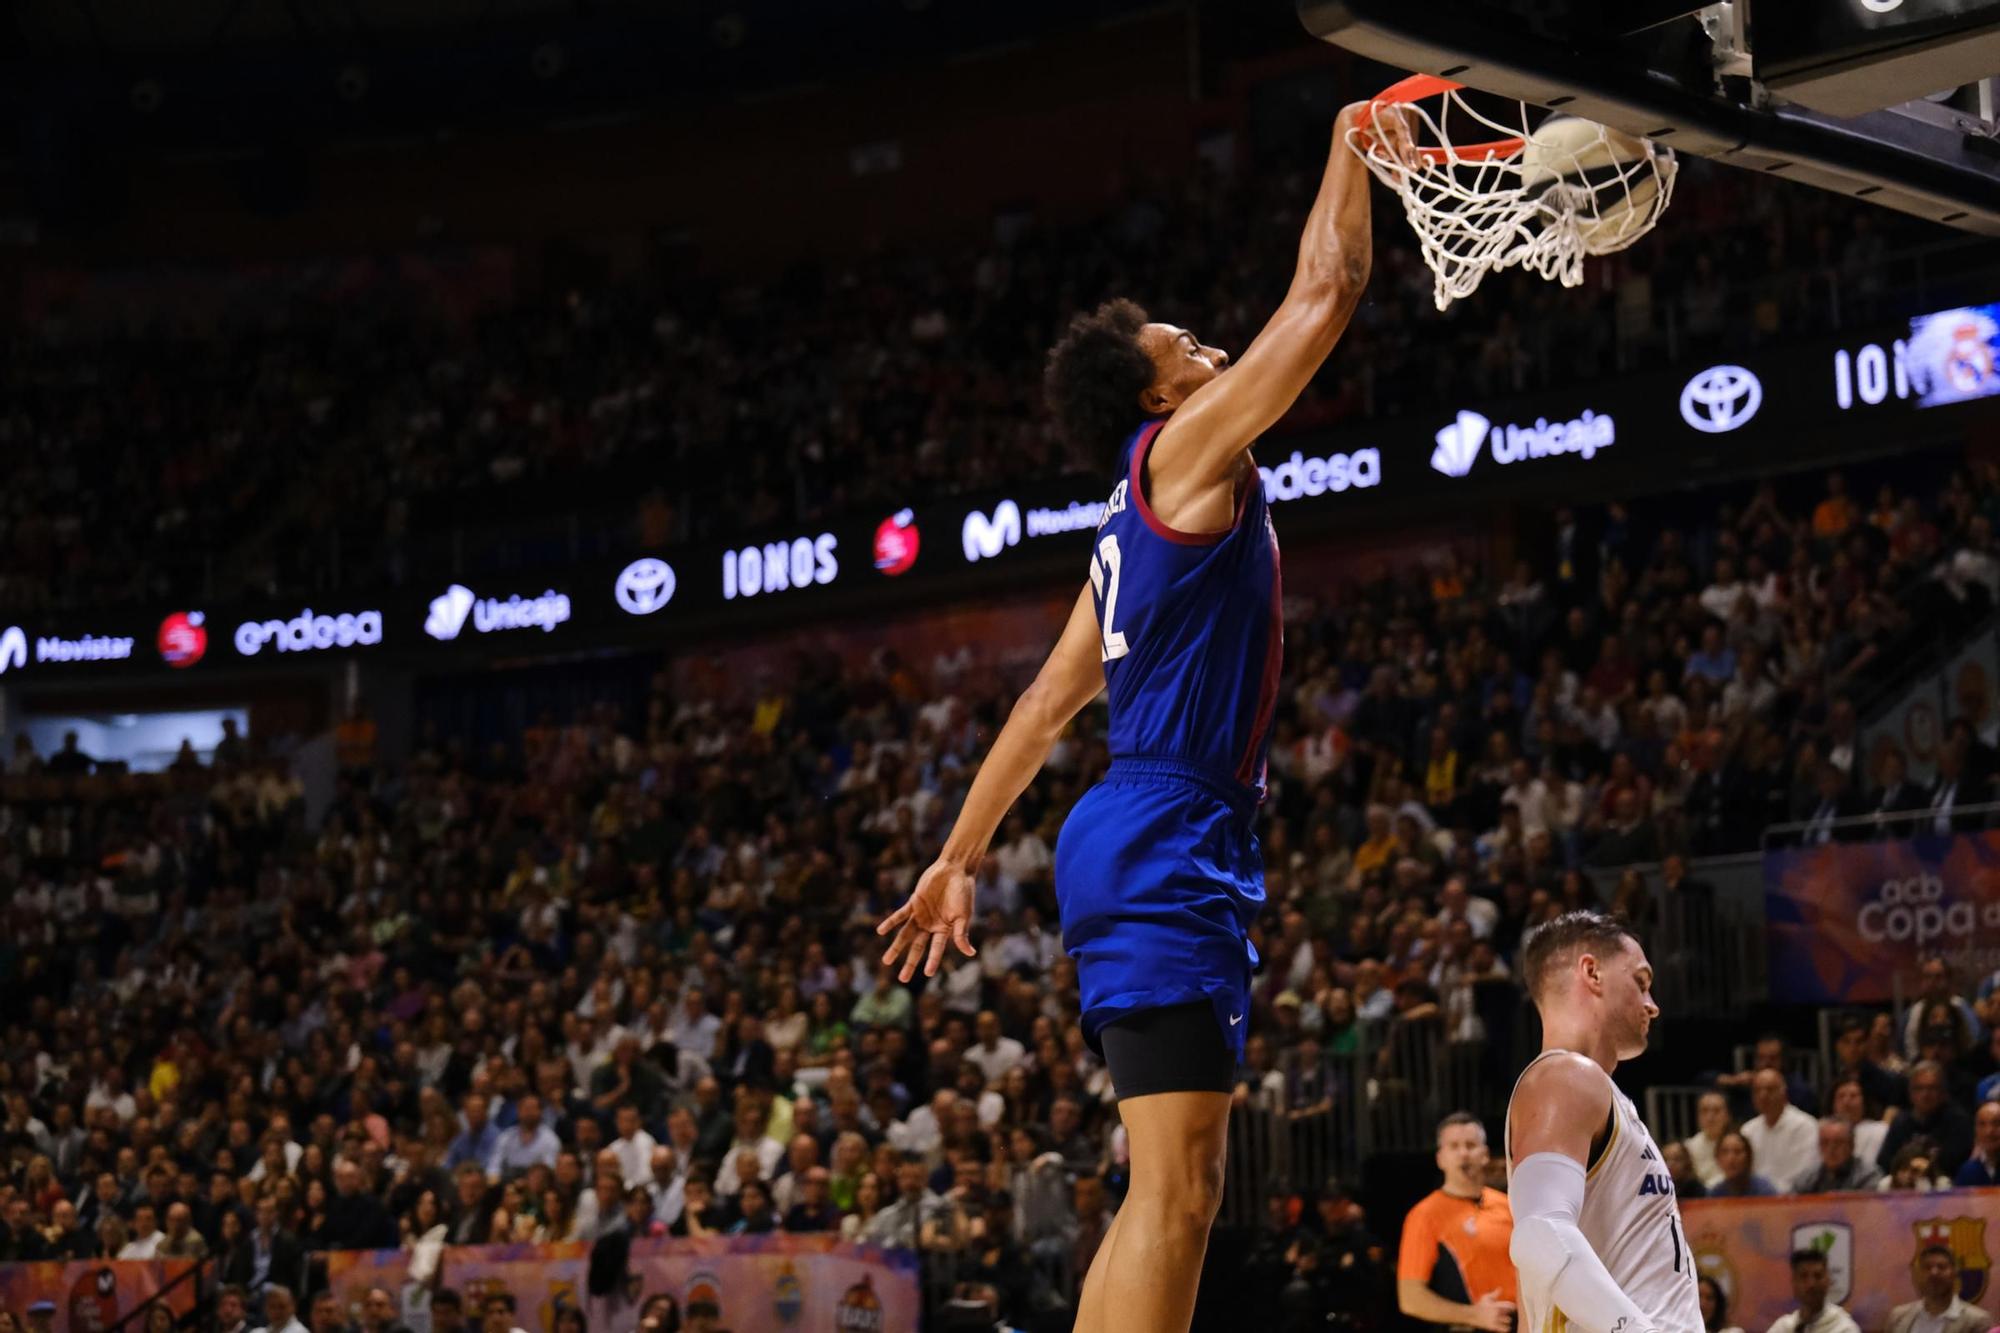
top-left (1508, 1054), bottom-right (1659, 1333)
top-left (877, 585), bottom-right (1104, 981)
top-left (1146, 99), bottom-right (1385, 500)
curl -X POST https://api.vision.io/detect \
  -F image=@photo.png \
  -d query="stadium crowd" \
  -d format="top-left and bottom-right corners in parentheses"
top-left (6, 444), bottom-right (2000, 1330)
top-left (0, 133), bottom-right (1959, 621)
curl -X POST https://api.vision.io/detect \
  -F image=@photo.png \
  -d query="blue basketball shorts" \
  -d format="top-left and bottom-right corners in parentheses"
top-left (1052, 755), bottom-right (1265, 1068)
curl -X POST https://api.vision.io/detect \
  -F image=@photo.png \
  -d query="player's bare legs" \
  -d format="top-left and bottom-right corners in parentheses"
top-left (1073, 1090), bottom-right (1231, 1333)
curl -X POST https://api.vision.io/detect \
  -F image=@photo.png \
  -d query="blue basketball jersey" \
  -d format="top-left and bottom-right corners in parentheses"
top-left (1090, 418), bottom-right (1284, 794)
top-left (1052, 417), bottom-right (1282, 1069)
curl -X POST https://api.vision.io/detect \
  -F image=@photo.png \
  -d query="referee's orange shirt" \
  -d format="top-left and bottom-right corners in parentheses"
top-left (1397, 1186), bottom-right (1518, 1306)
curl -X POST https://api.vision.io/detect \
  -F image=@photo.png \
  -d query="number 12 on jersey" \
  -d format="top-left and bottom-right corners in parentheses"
top-left (1088, 534), bottom-right (1130, 662)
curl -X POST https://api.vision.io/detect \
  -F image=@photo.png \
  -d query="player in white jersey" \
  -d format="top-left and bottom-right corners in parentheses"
top-left (1505, 911), bottom-right (1703, 1333)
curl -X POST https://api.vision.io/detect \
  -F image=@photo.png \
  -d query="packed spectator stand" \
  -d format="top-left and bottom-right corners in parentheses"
top-left (8, 40), bottom-right (2000, 1330)
top-left (8, 434), bottom-right (2000, 1329)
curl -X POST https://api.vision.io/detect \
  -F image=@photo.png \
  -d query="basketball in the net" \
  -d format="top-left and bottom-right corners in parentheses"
top-left (1519, 115), bottom-right (1668, 252)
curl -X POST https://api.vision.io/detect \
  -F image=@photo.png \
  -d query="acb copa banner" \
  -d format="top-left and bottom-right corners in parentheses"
top-left (1764, 830), bottom-right (2000, 1003)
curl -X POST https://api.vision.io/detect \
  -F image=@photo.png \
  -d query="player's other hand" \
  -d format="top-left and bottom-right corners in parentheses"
top-left (1469, 1289), bottom-right (1516, 1333)
top-left (1343, 98), bottom-right (1422, 172)
top-left (877, 856), bottom-right (977, 982)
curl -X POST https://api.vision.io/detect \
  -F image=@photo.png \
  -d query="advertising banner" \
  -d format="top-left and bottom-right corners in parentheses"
top-left (439, 1241), bottom-right (589, 1332)
top-left (6, 305), bottom-right (2000, 688)
top-left (415, 1236), bottom-right (917, 1333)
top-left (0, 1260), bottom-right (198, 1333)
top-left (616, 1234), bottom-right (913, 1333)
top-left (1683, 1189), bottom-right (2000, 1333)
top-left (1765, 831), bottom-right (2000, 1003)
top-left (324, 1249), bottom-right (423, 1333)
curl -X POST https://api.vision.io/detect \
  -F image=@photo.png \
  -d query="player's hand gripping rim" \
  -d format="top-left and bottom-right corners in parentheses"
top-left (877, 856), bottom-right (978, 982)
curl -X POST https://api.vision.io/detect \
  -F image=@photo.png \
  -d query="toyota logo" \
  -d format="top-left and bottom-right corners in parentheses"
top-left (615, 558), bottom-right (677, 616)
top-left (1680, 364), bottom-right (1763, 434)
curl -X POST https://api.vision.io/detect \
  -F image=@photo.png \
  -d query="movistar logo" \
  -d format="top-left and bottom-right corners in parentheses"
top-left (0, 626), bottom-right (25, 675)
top-left (962, 500), bottom-right (1023, 563)
top-left (1432, 410), bottom-right (1490, 478)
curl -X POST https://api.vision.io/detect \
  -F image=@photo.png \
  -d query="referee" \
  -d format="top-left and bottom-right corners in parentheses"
top-left (1397, 1112), bottom-right (1518, 1333)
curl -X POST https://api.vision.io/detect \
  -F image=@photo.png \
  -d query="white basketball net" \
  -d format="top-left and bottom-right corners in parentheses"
top-left (1349, 86), bottom-right (1677, 311)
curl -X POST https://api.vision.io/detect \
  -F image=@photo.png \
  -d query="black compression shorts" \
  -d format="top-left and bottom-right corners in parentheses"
top-left (1099, 1000), bottom-right (1237, 1100)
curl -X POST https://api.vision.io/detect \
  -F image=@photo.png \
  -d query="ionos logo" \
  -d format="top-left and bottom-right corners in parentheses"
top-left (1680, 365), bottom-right (1763, 434)
top-left (615, 559), bottom-right (677, 616)
top-left (234, 608), bottom-right (383, 656)
top-left (722, 533), bottom-right (838, 600)
top-left (0, 626), bottom-right (26, 675)
top-left (1431, 407), bottom-right (1615, 477)
top-left (1259, 448), bottom-right (1382, 503)
top-left (1857, 872), bottom-right (2000, 945)
top-left (963, 501), bottom-right (1022, 563)
top-left (1431, 411), bottom-right (1489, 478)
top-left (426, 583), bottom-right (573, 641)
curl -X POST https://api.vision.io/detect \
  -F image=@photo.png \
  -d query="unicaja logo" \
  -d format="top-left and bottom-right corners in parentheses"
top-left (427, 583), bottom-right (572, 640)
top-left (962, 501), bottom-right (1022, 563)
top-left (425, 585), bottom-right (476, 641)
top-left (0, 626), bottom-right (25, 675)
top-left (1431, 410), bottom-right (1490, 478)
top-left (1432, 406), bottom-right (1615, 475)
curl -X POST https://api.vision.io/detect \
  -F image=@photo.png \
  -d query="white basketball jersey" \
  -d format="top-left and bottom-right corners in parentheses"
top-left (1505, 1050), bottom-right (1703, 1333)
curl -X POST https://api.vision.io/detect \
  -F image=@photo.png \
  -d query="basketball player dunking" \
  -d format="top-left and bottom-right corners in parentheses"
top-left (878, 100), bottom-right (1406, 1332)
top-left (1507, 912), bottom-right (1704, 1333)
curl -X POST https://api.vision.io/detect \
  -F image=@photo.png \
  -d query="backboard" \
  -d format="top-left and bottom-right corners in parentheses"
top-left (1298, 0), bottom-right (2000, 234)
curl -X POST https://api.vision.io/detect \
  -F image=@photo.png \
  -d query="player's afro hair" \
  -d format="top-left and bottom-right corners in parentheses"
top-left (1043, 297), bottom-right (1157, 455)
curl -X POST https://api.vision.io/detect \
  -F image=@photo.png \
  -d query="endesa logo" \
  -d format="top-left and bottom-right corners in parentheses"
top-left (874, 510), bottom-right (920, 577)
top-left (234, 608), bottom-right (383, 656)
top-left (1258, 448), bottom-right (1382, 503)
top-left (1430, 407), bottom-right (1615, 478)
top-left (158, 612), bottom-right (208, 668)
top-left (723, 533), bottom-right (838, 600)
top-left (425, 584), bottom-right (572, 641)
top-left (961, 498), bottom-right (1106, 563)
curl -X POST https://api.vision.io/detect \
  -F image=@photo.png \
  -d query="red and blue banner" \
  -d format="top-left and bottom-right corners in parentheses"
top-left (1685, 1188), bottom-right (2000, 1333)
top-left (1763, 831), bottom-right (2000, 1003)
top-left (316, 1235), bottom-right (916, 1333)
top-left (0, 1260), bottom-right (198, 1333)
